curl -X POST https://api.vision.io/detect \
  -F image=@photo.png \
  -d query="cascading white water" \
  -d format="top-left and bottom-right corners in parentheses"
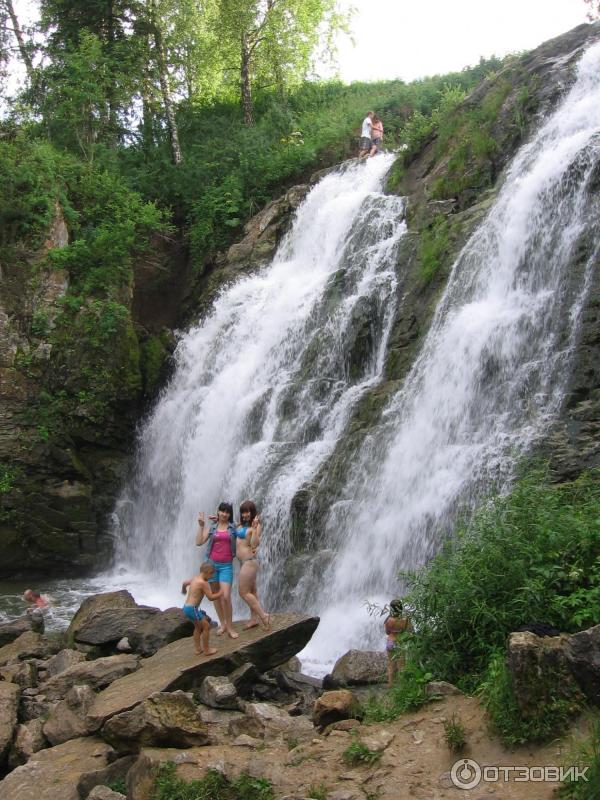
top-left (114, 154), bottom-right (407, 609)
top-left (299, 39), bottom-right (600, 672)
top-left (115, 39), bottom-right (600, 675)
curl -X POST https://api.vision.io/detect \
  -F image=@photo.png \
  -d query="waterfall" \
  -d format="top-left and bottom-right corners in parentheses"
top-left (115, 154), bottom-right (407, 610)
top-left (115, 39), bottom-right (600, 674)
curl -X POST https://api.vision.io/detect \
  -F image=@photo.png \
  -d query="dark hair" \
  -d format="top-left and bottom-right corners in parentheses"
top-left (239, 499), bottom-right (258, 524)
top-left (389, 598), bottom-right (403, 617)
top-left (217, 501), bottom-right (234, 521)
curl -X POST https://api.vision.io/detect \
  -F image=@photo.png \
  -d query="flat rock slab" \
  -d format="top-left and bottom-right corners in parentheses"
top-left (87, 613), bottom-right (318, 727)
top-left (0, 736), bottom-right (113, 800)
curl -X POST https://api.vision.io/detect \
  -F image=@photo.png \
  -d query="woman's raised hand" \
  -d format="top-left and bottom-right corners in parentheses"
top-left (198, 511), bottom-right (205, 527)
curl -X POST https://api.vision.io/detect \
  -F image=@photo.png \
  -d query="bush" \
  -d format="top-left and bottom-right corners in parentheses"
top-left (152, 763), bottom-right (274, 800)
top-left (342, 736), bottom-right (382, 766)
top-left (364, 660), bottom-right (433, 722)
top-left (403, 469), bottom-right (600, 690)
top-left (443, 713), bottom-right (467, 752)
top-left (560, 718), bottom-right (600, 799)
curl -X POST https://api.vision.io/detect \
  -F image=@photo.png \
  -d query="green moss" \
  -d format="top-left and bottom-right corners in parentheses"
top-left (417, 215), bottom-right (452, 286)
top-left (140, 334), bottom-right (167, 395)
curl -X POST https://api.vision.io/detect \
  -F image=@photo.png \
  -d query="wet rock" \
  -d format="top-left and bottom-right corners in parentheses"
top-left (331, 650), bottom-right (387, 685)
top-left (74, 608), bottom-right (159, 647)
top-left (43, 654), bottom-right (140, 701)
top-left (0, 631), bottom-right (54, 668)
top-left (0, 613), bottom-right (44, 647)
top-left (0, 736), bottom-right (114, 800)
top-left (100, 691), bottom-right (209, 753)
top-left (43, 684), bottom-right (97, 745)
top-left (0, 681), bottom-right (20, 765)
top-left (44, 648), bottom-right (87, 677)
top-left (125, 607), bottom-right (193, 656)
top-left (8, 718), bottom-right (47, 768)
top-left (312, 690), bottom-right (364, 730)
top-left (66, 591), bottom-right (137, 644)
top-left (197, 675), bottom-right (239, 709)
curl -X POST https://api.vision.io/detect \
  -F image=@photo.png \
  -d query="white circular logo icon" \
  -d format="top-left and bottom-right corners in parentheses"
top-left (451, 758), bottom-right (482, 789)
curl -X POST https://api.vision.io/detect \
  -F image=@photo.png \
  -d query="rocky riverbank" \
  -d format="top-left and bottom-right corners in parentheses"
top-left (0, 591), bottom-right (599, 799)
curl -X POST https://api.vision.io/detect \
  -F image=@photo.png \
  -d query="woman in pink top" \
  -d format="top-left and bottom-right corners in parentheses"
top-left (370, 116), bottom-right (384, 156)
top-left (195, 501), bottom-right (239, 639)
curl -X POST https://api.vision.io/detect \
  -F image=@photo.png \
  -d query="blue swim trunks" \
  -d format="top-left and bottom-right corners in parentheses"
top-left (182, 604), bottom-right (207, 624)
top-left (207, 559), bottom-right (233, 585)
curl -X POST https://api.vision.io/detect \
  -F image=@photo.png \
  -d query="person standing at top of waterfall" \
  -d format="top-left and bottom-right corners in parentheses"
top-left (237, 499), bottom-right (271, 631)
top-left (370, 115), bottom-right (384, 156)
top-left (196, 502), bottom-right (240, 639)
top-left (359, 111), bottom-right (375, 158)
top-left (384, 598), bottom-right (413, 686)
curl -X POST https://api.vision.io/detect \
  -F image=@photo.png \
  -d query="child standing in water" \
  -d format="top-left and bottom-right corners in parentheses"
top-left (181, 562), bottom-right (223, 656)
top-left (384, 598), bottom-right (413, 686)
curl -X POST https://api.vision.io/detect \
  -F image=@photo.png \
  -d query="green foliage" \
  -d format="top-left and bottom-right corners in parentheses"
top-left (443, 713), bottom-right (467, 752)
top-left (0, 462), bottom-right (22, 494)
top-left (479, 653), bottom-right (581, 747)
top-left (306, 784), bottom-right (328, 800)
top-left (107, 778), bottom-right (127, 794)
top-left (417, 215), bottom-right (452, 286)
top-left (560, 718), bottom-right (600, 799)
top-left (403, 469), bottom-right (600, 690)
top-left (364, 661), bottom-right (433, 722)
top-left (342, 736), bottom-right (382, 767)
top-left (152, 763), bottom-right (274, 800)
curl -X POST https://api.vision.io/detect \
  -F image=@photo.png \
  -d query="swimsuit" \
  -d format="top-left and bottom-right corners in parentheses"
top-left (207, 559), bottom-right (234, 584)
top-left (182, 604), bottom-right (207, 624)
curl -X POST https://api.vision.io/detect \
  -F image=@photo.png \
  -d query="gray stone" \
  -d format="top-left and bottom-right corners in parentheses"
top-left (75, 607), bottom-right (159, 646)
top-left (0, 613), bottom-right (44, 648)
top-left (0, 659), bottom-right (38, 688)
top-left (0, 631), bottom-right (53, 668)
top-left (230, 701), bottom-right (314, 742)
top-left (425, 680), bottom-right (463, 696)
top-left (116, 637), bottom-right (131, 652)
top-left (45, 648), bottom-right (87, 677)
top-left (331, 650), bottom-right (387, 685)
top-left (66, 591), bottom-right (137, 644)
top-left (0, 680), bottom-right (20, 765)
top-left (126, 607), bottom-right (193, 656)
top-left (43, 654), bottom-right (140, 701)
top-left (0, 736), bottom-right (114, 800)
top-left (8, 718), bottom-right (47, 768)
top-left (229, 662), bottom-right (259, 697)
top-left (87, 787), bottom-right (127, 800)
top-left (312, 690), bottom-right (364, 730)
top-left (100, 690), bottom-right (210, 753)
top-left (198, 675), bottom-right (239, 709)
top-left (232, 733), bottom-right (262, 747)
top-left (19, 693), bottom-right (58, 722)
top-left (43, 684), bottom-right (97, 745)
top-left (567, 624), bottom-right (600, 704)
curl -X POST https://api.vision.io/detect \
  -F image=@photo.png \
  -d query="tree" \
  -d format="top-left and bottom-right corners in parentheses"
top-left (218, 0), bottom-right (347, 124)
top-left (1, 0), bottom-right (35, 84)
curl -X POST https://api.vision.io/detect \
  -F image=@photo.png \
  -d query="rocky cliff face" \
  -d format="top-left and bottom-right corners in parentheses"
top-left (1, 23), bottom-right (599, 578)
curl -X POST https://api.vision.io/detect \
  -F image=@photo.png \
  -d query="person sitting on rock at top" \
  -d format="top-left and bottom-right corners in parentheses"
top-left (370, 115), bottom-right (384, 156)
top-left (195, 501), bottom-right (240, 639)
top-left (181, 562), bottom-right (223, 656)
top-left (384, 597), bottom-right (413, 686)
top-left (359, 111), bottom-right (375, 158)
top-left (236, 499), bottom-right (271, 632)
top-left (23, 589), bottom-right (49, 609)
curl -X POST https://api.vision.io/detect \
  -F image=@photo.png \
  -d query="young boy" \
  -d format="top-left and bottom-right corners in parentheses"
top-left (384, 598), bottom-right (413, 686)
top-left (181, 563), bottom-right (223, 656)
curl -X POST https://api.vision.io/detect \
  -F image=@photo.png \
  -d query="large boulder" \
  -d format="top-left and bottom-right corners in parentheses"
top-left (86, 613), bottom-right (319, 728)
top-left (312, 690), bottom-right (364, 730)
top-left (125, 607), bottom-right (193, 656)
top-left (42, 654), bottom-right (140, 701)
top-left (43, 685), bottom-right (98, 745)
top-left (73, 607), bottom-right (159, 647)
top-left (507, 631), bottom-right (583, 718)
top-left (331, 650), bottom-right (387, 685)
top-left (197, 676), bottom-right (239, 710)
top-left (100, 691), bottom-right (210, 753)
top-left (0, 737), bottom-right (115, 800)
top-left (8, 718), bottom-right (47, 768)
top-left (66, 591), bottom-right (137, 645)
top-left (567, 624), bottom-right (600, 704)
top-left (0, 612), bottom-right (44, 647)
top-left (0, 680), bottom-right (20, 765)
top-left (0, 631), bottom-right (53, 668)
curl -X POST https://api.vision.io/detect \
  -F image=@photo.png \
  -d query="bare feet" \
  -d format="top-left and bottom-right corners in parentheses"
top-left (243, 620), bottom-right (259, 630)
top-left (205, 647), bottom-right (217, 656)
top-left (195, 649), bottom-right (203, 655)
top-left (216, 626), bottom-right (226, 636)
top-left (227, 629), bottom-right (239, 639)
top-left (261, 613), bottom-right (271, 631)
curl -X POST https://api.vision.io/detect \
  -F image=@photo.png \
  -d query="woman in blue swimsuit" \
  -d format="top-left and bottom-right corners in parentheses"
top-left (237, 499), bottom-right (270, 630)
